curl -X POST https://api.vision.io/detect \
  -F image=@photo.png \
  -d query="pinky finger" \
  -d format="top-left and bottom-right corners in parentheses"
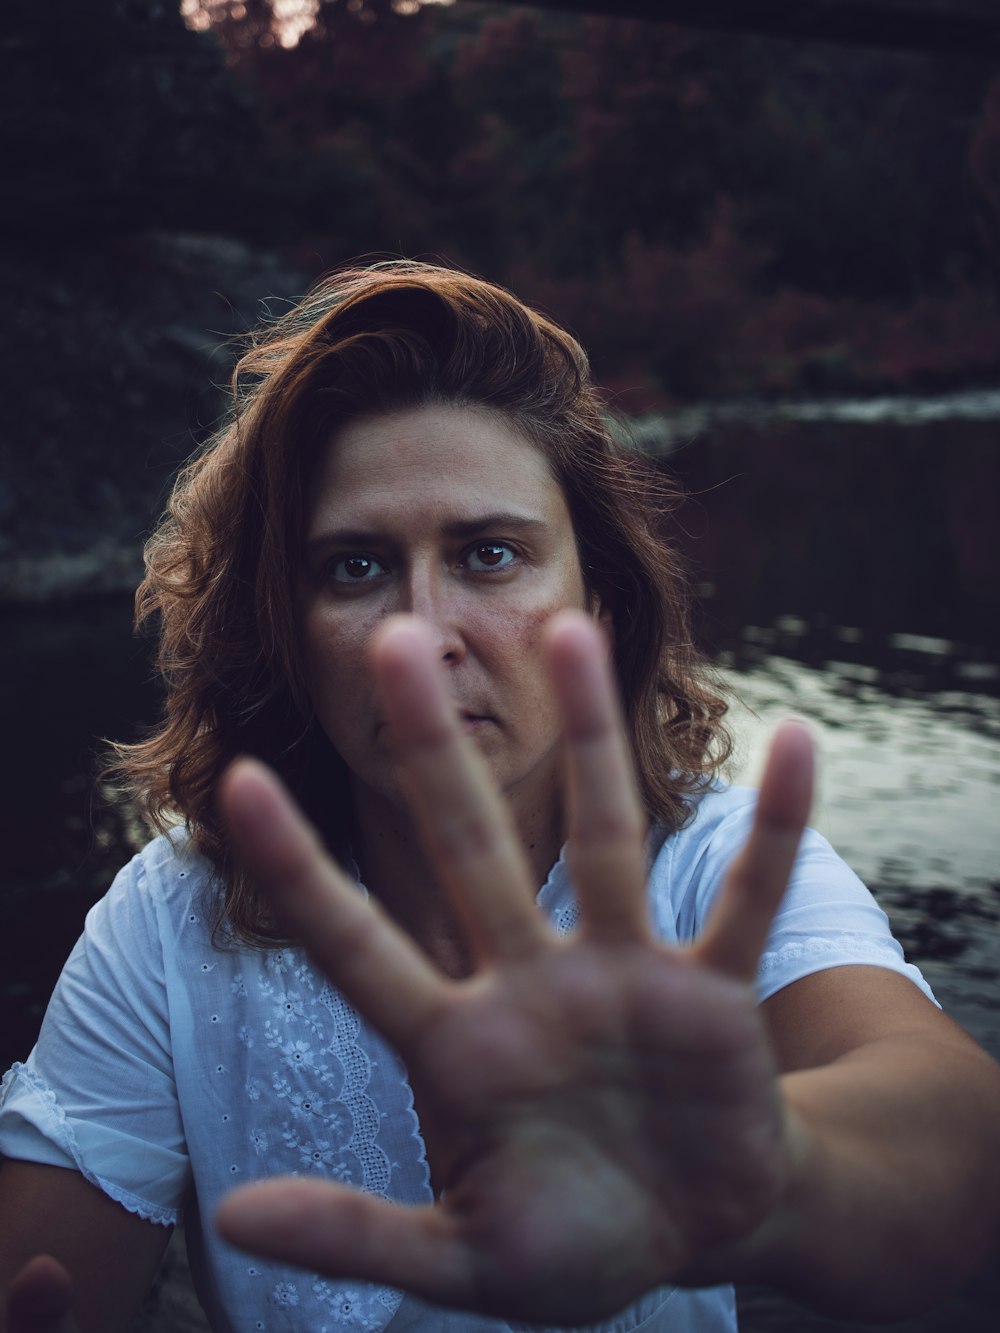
top-left (695, 721), bottom-right (814, 982)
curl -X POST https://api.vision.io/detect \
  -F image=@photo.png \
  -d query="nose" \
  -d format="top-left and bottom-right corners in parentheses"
top-left (399, 566), bottom-right (466, 665)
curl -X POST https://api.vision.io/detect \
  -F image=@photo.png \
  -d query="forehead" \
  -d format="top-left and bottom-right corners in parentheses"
top-left (306, 404), bottom-right (567, 531)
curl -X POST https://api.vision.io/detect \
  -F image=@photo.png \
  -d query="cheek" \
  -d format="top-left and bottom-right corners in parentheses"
top-left (490, 605), bottom-right (566, 713)
top-left (508, 565), bottom-right (590, 649)
top-left (301, 613), bottom-right (336, 695)
top-left (301, 606), bottom-right (376, 705)
top-left (484, 601), bottom-right (556, 659)
top-left (522, 603), bottom-right (560, 653)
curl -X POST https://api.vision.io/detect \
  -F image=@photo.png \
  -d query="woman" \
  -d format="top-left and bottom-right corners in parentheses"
top-left (2, 262), bottom-right (998, 1333)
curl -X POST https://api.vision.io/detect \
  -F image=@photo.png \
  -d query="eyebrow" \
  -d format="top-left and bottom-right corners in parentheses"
top-left (305, 512), bottom-right (551, 553)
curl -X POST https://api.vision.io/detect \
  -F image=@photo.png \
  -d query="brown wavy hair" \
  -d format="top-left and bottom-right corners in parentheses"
top-left (111, 260), bottom-right (731, 944)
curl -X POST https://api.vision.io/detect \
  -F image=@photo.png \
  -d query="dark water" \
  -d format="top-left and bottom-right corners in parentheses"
top-left (651, 403), bottom-right (1000, 1060)
top-left (0, 596), bottom-right (161, 1069)
top-left (664, 403), bottom-right (1000, 1330)
top-left (1, 403), bottom-right (998, 1329)
top-left (721, 648), bottom-right (1000, 1333)
top-left (658, 402), bottom-right (1000, 664)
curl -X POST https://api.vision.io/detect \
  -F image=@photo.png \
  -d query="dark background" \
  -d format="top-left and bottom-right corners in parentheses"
top-left (2, 0), bottom-right (1000, 605)
top-left (1, 3), bottom-right (999, 1330)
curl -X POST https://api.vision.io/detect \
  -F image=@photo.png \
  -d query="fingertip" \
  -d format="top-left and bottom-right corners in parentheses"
top-left (215, 1183), bottom-right (304, 1261)
top-left (371, 613), bottom-right (435, 665)
top-left (214, 1183), bottom-right (256, 1243)
top-left (8, 1255), bottom-right (75, 1326)
top-left (544, 607), bottom-right (604, 652)
top-left (370, 617), bottom-right (463, 748)
top-left (218, 754), bottom-right (268, 800)
top-left (773, 717), bottom-right (816, 765)
top-left (216, 763), bottom-right (326, 915)
top-left (759, 719), bottom-right (815, 827)
top-left (543, 611), bottom-right (612, 693)
top-left (776, 715), bottom-right (815, 740)
top-left (217, 757), bottom-right (286, 836)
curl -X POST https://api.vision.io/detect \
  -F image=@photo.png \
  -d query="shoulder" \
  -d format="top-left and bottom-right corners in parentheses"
top-left (107, 826), bottom-right (213, 900)
top-left (128, 825), bottom-right (213, 891)
top-left (644, 784), bottom-right (752, 940)
top-left (646, 782), bottom-right (868, 942)
top-left (84, 829), bottom-right (219, 963)
top-left (647, 783), bottom-right (936, 1005)
top-left (648, 782), bottom-right (758, 878)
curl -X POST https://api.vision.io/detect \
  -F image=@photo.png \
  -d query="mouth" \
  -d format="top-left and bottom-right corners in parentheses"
top-left (375, 710), bottom-right (496, 737)
top-left (458, 711), bottom-right (495, 734)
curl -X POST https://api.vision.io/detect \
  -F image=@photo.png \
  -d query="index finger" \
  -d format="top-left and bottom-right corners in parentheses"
top-left (694, 721), bottom-right (814, 982)
top-left (219, 758), bottom-right (453, 1048)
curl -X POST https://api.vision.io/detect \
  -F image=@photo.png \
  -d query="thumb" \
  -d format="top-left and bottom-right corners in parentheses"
top-left (7, 1257), bottom-right (79, 1333)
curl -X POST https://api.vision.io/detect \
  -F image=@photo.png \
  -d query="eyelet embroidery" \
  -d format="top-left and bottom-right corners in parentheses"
top-left (190, 936), bottom-right (408, 1326)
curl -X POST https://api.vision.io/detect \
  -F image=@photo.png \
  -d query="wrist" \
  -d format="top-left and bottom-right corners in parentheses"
top-left (673, 1081), bottom-right (817, 1291)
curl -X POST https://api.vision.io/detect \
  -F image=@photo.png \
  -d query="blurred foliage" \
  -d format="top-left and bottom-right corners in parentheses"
top-left (173, 0), bottom-right (1000, 399)
top-left (1, 0), bottom-right (263, 232)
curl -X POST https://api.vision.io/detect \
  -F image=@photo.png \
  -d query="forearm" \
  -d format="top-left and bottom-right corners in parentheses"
top-left (0, 1161), bottom-right (170, 1333)
top-left (690, 1033), bottom-right (1000, 1318)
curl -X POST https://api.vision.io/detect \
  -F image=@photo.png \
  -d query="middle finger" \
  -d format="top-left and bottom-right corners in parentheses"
top-left (373, 616), bottom-right (552, 964)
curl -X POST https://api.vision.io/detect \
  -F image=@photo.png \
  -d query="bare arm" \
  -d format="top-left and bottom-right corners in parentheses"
top-left (681, 966), bottom-right (1000, 1316)
top-left (0, 1161), bottom-right (171, 1333)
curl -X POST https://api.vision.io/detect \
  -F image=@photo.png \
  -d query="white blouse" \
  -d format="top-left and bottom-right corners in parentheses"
top-left (0, 785), bottom-right (933, 1332)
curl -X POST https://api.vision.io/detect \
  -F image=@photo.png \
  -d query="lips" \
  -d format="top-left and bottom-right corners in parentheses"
top-left (459, 709), bottom-right (495, 730)
top-left (459, 714), bottom-right (492, 731)
top-left (375, 708), bottom-right (496, 733)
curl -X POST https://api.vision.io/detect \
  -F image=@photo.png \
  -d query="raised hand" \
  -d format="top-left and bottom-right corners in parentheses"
top-left (215, 612), bottom-right (813, 1324)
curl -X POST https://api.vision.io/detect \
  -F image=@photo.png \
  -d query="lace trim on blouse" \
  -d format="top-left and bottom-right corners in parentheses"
top-left (758, 932), bottom-right (904, 974)
top-left (0, 1062), bottom-right (176, 1227)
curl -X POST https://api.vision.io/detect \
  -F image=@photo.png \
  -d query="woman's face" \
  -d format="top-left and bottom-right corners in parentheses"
top-left (298, 403), bottom-right (591, 829)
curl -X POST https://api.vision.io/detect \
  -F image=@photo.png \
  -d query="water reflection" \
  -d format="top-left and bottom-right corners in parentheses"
top-left (631, 388), bottom-right (1000, 450)
top-left (724, 645), bottom-right (1000, 1061)
top-left (721, 639), bottom-right (1000, 1331)
top-left (660, 411), bottom-right (1000, 660)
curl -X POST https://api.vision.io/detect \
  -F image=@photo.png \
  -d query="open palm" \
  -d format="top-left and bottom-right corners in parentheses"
top-left (216, 613), bottom-right (813, 1323)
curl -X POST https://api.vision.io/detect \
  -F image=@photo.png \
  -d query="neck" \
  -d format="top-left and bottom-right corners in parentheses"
top-left (348, 783), bottom-right (565, 977)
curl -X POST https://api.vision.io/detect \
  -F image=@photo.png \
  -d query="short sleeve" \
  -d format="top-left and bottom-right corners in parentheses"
top-left (659, 787), bottom-right (937, 1007)
top-left (755, 824), bottom-right (937, 1004)
top-left (0, 850), bottom-right (190, 1224)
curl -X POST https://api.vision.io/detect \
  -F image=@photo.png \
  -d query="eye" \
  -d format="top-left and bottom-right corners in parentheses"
top-left (464, 542), bottom-right (517, 572)
top-left (328, 554), bottom-right (386, 583)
